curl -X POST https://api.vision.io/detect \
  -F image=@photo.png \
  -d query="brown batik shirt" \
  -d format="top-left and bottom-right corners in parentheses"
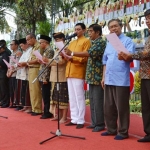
top-left (132, 36), bottom-right (150, 79)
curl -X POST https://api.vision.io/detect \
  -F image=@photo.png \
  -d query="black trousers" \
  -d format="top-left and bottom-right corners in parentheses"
top-left (89, 84), bottom-right (105, 127)
top-left (0, 77), bottom-right (9, 106)
top-left (41, 82), bottom-right (51, 116)
top-left (141, 79), bottom-right (150, 136)
top-left (9, 77), bottom-right (17, 105)
top-left (104, 85), bottom-right (130, 138)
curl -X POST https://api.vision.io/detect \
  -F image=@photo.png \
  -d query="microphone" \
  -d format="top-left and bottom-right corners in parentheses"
top-left (65, 33), bottom-right (77, 40)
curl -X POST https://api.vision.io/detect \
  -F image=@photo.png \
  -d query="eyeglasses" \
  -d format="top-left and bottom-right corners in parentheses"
top-left (109, 24), bottom-right (120, 29)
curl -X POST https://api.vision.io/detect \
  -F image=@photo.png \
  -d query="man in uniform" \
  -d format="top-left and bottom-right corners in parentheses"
top-left (26, 33), bottom-right (43, 116)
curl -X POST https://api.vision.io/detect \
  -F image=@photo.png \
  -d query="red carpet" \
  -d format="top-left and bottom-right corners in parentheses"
top-left (0, 108), bottom-right (150, 150)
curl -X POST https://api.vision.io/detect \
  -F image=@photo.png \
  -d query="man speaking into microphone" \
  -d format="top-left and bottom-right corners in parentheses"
top-left (65, 23), bottom-right (91, 129)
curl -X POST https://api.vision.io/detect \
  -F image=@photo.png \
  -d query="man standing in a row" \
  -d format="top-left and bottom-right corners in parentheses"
top-left (0, 42), bottom-right (10, 108)
top-left (7, 40), bottom-right (21, 108)
top-left (26, 33), bottom-right (43, 116)
top-left (118, 9), bottom-right (150, 142)
top-left (65, 23), bottom-right (91, 128)
top-left (38, 35), bottom-right (54, 119)
top-left (101, 19), bottom-right (135, 140)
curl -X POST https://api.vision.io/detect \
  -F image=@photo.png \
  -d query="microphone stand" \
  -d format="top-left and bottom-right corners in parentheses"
top-left (33, 38), bottom-right (85, 145)
top-left (0, 115), bottom-right (8, 119)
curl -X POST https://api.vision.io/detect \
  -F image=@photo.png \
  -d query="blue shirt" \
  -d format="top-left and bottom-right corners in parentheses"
top-left (102, 33), bottom-right (135, 86)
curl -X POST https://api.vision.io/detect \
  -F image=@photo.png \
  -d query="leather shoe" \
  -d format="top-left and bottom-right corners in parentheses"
top-left (101, 132), bottom-right (116, 136)
top-left (0, 105), bottom-right (9, 108)
top-left (76, 124), bottom-right (84, 129)
top-left (31, 112), bottom-right (42, 116)
top-left (138, 136), bottom-right (150, 142)
top-left (92, 126), bottom-right (105, 132)
top-left (65, 122), bottom-right (77, 126)
top-left (9, 105), bottom-right (17, 108)
top-left (86, 125), bottom-right (95, 129)
top-left (40, 114), bottom-right (53, 119)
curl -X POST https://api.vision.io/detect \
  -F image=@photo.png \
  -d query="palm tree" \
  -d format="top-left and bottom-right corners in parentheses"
top-left (0, 0), bottom-right (15, 32)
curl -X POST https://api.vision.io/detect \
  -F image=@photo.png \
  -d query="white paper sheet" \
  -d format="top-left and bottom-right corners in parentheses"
top-left (55, 41), bottom-right (72, 59)
top-left (106, 33), bottom-right (129, 53)
top-left (3, 59), bottom-right (12, 69)
top-left (33, 50), bottom-right (45, 63)
top-left (9, 56), bottom-right (18, 64)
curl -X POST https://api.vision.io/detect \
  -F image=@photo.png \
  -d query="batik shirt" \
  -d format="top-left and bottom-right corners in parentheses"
top-left (39, 46), bottom-right (54, 82)
top-left (132, 36), bottom-right (150, 79)
top-left (86, 37), bottom-right (106, 85)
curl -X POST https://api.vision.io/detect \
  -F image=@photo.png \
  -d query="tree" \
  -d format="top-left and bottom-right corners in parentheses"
top-left (36, 21), bottom-right (52, 36)
top-left (0, 0), bottom-right (15, 32)
top-left (15, 0), bottom-right (47, 35)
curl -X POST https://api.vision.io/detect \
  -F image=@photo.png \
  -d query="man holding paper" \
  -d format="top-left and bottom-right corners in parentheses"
top-left (16, 38), bottom-right (32, 113)
top-left (7, 40), bottom-right (21, 108)
top-left (0, 42), bottom-right (10, 108)
top-left (64, 23), bottom-right (91, 129)
top-left (42, 32), bottom-right (69, 123)
top-left (118, 9), bottom-right (150, 142)
top-left (26, 33), bottom-right (43, 116)
top-left (38, 35), bottom-right (54, 119)
top-left (101, 19), bottom-right (135, 140)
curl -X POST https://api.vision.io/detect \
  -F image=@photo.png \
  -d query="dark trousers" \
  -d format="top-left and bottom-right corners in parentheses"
top-left (0, 77), bottom-right (9, 106)
top-left (9, 77), bottom-right (17, 105)
top-left (141, 79), bottom-right (150, 136)
top-left (41, 82), bottom-right (51, 116)
top-left (104, 85), bottom-right (130, 137)
top-left (20, 80), bottom-right (30, 106)
top-left (89, 84), bottom-right (105, 127)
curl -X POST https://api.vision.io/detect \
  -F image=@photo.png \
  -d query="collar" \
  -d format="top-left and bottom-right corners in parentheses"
top-left (77, 35), bottom-right (85, 40)
top-left (33, 41), bottom-right (39, 48)
top-left (91, 36), bottom-right (101, 44)
top-left (118, 33), bottom-right (124, 39)
top-left (44, 46), bottom-right (50, 52)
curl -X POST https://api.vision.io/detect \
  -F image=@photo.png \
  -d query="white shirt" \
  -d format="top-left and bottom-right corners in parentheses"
top-left (16, 47), bottom-right (32, 80)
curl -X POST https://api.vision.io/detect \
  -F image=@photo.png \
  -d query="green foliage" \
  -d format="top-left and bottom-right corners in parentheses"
top-left (0, 0), bottom-right (15, 32)
top-left (134, 71), bottom-right (141, 94)
top-left (15, 0), bottom-right (47, 35)
top-left (36, 21), bottom-right (52, 36)
top-left (85, 99), bottom-right (90, 105)
top-left (130, 99), bottom-right (141, 113)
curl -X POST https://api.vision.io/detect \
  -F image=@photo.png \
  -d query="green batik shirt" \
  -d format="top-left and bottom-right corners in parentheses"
top-left (85, 37), bottom-right (106, 85)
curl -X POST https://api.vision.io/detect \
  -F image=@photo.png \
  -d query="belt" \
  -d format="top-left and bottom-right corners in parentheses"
top-left (29, 66), bottom-right (39, 68)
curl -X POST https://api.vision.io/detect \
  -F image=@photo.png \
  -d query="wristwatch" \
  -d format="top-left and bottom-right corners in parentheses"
top-left (71, 52), bottom-right (74, 56)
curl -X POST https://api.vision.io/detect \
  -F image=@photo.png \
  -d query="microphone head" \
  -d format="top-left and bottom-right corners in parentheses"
top-left (65, 33), bottom-right (77, 40)
top-left (73, 33), bottom-right (77, 36)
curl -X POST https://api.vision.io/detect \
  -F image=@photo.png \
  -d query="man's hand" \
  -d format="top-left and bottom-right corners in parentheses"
top-left (118, 53), bottom-right (125, 60)
top-left (118, 52), bottom-right (133, 61)
top-left (7, 69), bottom-right (13, 77)
top-left (42, 57), bottom-right (49, 63)
top-left (16, 51), bottom-right (22, 57)
top-left (43, 81), bottom-right (48, 84)
top-left (18, 62), bottom-right (27, 67)
top-left (64, 48), bottom-right (72, 56)
top-left (101, 78), bottom-right (105, 89)
top-left (37, 59), bottom-right (44, 64)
